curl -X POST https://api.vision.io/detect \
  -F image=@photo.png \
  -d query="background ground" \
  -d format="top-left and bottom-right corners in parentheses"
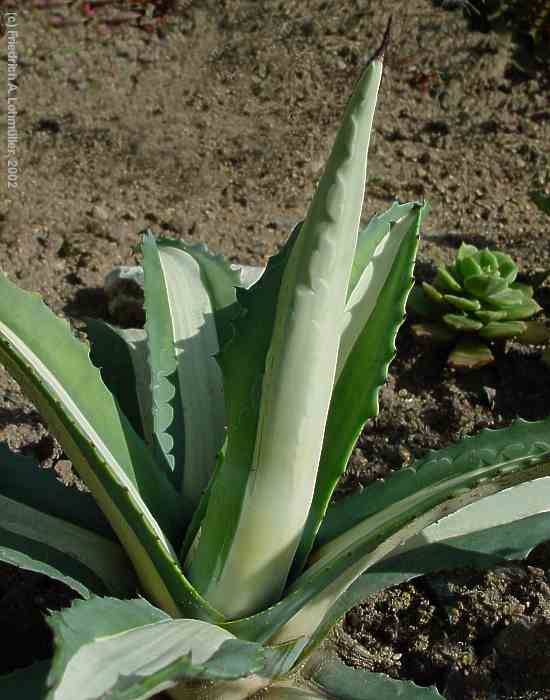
top-left (1, 1), bottom-right (550, 697)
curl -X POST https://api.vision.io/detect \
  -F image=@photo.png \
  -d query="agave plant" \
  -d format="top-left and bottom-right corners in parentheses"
top-left (408, 242), bottom-right (549, 369)
top-left (2, 33), bottom-right (550, 700)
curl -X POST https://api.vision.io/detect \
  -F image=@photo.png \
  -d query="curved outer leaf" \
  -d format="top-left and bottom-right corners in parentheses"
top-left (0, 531), bottom-right (95, 598)
top-left (0, 272), bottom-right (219, 621)
top-left (316, 418), bottom-right (550, 547)
top-left (0, 494), bottom-right (135, 597)
top-left (86, 322), bottom-right (152, 442)
top-left (319, 502), bottom-right (550, 648)
top-left (0, 443), bottom-right (112, 539)
top-left (189, 43), bottom-right (386, 620)
top-left (143, 234), bottom-right (238, 518)
top-left (0, 661), bottom-right (50, 699)
top-left (311, 656), bottom-right (442, 699)
top-left (226, 419), bottom-right (550, 647)
top-left (0, 272), bottom-right (178, 540)
top-left (270, 422), bottom-right (550, 655)
top-left (47, 597), bottom-right (297, 700)
top-left (292, 204), bottom-right (425, 576)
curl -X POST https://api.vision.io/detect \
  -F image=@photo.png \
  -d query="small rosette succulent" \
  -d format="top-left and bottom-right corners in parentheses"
top-left (408, 242), bottom-right (548, 369)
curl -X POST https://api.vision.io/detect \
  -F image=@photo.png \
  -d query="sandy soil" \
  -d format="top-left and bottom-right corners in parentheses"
top-left (1, 1), bottom-right (550, 697)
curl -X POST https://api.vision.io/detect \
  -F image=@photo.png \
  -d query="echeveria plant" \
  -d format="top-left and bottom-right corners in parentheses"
top-left (2, 34), bottom-right (550, 700)
top-left (408, 242), bottom-right (548, 369)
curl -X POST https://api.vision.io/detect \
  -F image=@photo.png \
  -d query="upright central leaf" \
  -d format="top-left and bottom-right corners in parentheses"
top-left (188, 47), bottom-right (385, 618)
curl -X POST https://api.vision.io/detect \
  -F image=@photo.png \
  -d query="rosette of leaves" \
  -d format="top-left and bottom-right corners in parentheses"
top-left (408, 242), bottom-right (548, 369)
top-left (3, 31), bottom-right (550, 700)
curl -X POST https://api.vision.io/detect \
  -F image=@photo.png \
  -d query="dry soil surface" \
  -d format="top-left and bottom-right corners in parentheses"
top-left (1, 1), bottom-right (550, 698)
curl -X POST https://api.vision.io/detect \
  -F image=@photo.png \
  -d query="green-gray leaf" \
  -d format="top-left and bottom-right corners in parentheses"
top-left (313, 503), bottom-right (550, 661)
top-left (143, 234), bottom-right (236, 518)
top-left (442, 313), bottom-right (482, 331)
top-left (47, 597), bottom-right (267, 700)
top-left (0, 510), bottom-right (133, 598)
top-left (313, 657), bottom-right (442, 699)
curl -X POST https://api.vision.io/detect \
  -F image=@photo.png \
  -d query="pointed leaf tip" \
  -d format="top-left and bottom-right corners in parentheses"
top-left (380, 16), bottom-right (392, 57)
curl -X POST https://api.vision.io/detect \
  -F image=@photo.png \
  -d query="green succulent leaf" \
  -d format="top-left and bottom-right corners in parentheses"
top-left (316, 417), bottom-right (550, 548)
top-left (0, 443), bottom-right (112, 538)
top-left (463, 274), bottom-right (508, 299)
top-left (421, 282), bottom-right (446, 306)
top-left (510, 281), bottom-right (534, 298)
top-left (478, 249), bottom-right (498, 273)
top-left (347, 201), bottom-right (419, 295)
top-left (442, 314), bottom-right (483, 332)
top-left (456, 243), bottom-right (478, 261)
top-left (447, 339), bottom-right (494, 370)
top-left (407, 287), bottom-right (445, 320)
top-left (262, 688), bottom-right (329, 699)
top-left (261, 665), bottom-right (442, 700)
top-left (486, 287), bottom-right (525, 308)
top-left (184, 225), bottom-right (300, 614)
top-left (456, 254), bottom-right (482, 280)
top-left (493, 251), bottom-right (517, 284)
top-left (0, 404), bottom-right (131, 598)
top-left (433, 265), bottom-right (461, 293)
top-left (0, 530), bottom-right (94, 599)
top-left (502, 297), bottom-right (542, 321)
top-left (443, 294), bottom-right (480, 313)
top-left (474, 309), bottom-right (507, 322)
top-left (312, 656), bottom-right (443, 699)
top-left (0, 271), bottom-right (180, 540)
top-left (0, 270), bottom-right (222, 621)
top-left (478, 320), bottom-right (527, 339)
